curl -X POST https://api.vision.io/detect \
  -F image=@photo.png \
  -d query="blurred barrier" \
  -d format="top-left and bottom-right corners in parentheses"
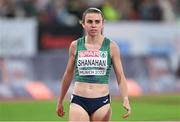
top-left (0, 51), bottom-right (179, 99)
top-left (25, 81), bottom-right (53, 100)
top-left (104, 22), bottom-right (180, 56)
top-left (127, 79), bottom-right (142, 96)
top-left (38, 23), bottom-right (83, 50)
top-left (0, 19), bottom-right (37, 57)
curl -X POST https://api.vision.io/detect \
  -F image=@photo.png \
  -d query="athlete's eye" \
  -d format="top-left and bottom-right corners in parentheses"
top-left (87, 20), bottom-right (93, 24)
top-left (95, 20), bottom-right (100, 24)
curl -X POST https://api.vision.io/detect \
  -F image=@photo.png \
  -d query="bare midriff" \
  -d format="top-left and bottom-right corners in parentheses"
top-left (73, 81), bottom-right (109, 98)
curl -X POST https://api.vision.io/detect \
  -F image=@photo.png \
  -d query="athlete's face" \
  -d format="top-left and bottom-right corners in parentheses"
top-left (82, 13), bottom-right (104, 37)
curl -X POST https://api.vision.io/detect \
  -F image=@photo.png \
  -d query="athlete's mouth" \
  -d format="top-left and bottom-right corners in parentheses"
top-left (90, 29), bottom-right (97, 32)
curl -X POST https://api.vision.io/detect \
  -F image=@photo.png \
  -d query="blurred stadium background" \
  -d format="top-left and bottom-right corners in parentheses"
top-left (0, 0), bottom-right (180, 121)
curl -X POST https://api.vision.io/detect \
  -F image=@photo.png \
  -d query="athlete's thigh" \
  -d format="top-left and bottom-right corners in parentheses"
top-left (69, 103), bottom-right (90, 122)
top-left (91, 104), bottom-right (112, 122)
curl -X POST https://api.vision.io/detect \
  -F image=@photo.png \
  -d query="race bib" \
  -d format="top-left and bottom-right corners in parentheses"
top-left (77, 50), bottom-right (108, 75)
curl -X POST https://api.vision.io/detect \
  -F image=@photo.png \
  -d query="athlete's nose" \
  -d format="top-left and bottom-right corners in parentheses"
top-left (91, 22), bottom-right (96, 28)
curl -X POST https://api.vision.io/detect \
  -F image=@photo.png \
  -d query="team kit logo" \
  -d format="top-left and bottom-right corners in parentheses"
top-left (77, 50), bottom-right (108, 75)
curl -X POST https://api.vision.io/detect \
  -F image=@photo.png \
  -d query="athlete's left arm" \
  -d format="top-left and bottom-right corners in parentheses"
top-left (110, 41), bottom-right (131, 118)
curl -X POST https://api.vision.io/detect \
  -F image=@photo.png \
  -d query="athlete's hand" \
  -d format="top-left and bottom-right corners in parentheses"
top-left (122, 97), bottom-right (131, 118)
top-left (56, 103), bottom-right (65, 117)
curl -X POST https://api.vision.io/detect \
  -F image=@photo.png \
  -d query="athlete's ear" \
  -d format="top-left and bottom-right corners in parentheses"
top-left (80, 20), bottom-right (85, 29)
top-left (80, 21), bottom-right (85, 29)
top-left (102, 19), bottom-right (105, 26)
top-left (101, 20), bottom-right (105, 34)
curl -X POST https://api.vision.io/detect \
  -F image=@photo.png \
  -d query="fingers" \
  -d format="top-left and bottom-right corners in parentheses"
top-left (57, 109), bottom-right (65, 117)
top-left (122, 107), bottom-right (131, 118)
top-left (122, 100), bottom-right (131, 119)
top-left (56, 106), bottom-right (65, 117)
top-left (122, 113), bottom-right (129, 118)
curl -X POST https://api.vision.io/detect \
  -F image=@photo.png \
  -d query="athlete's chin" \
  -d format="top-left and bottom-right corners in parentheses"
top-left (89, 33), bottom-right (98, 37)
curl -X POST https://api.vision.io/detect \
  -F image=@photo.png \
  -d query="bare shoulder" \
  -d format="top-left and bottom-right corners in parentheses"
top-left (70, 40), bottom-right (77, 48)
top-left (110, 41), bottom-right (120, 56)
top-left (69, 40), bottom-right (77, 55)
top-left (110, 41), bottom-right (119, 49)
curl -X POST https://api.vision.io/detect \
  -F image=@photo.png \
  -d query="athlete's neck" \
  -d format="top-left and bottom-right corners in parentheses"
top-left (85, 35), bottom-right (104, 45)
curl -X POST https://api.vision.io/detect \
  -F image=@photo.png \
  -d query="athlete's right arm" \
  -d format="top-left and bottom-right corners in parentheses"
top-left (56, 41), bottom-right (77, 117)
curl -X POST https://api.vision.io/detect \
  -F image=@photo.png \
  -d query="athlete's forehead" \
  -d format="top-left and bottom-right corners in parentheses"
top-left (84, 13), bottom-right (103, 21)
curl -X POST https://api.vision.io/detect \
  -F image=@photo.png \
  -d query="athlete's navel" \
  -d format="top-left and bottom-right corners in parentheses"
top-left (88, 84), bottom-right (93, 89)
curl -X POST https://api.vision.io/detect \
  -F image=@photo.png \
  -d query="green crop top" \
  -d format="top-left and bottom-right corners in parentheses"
top-left (75, 36), bottom-right (112, 84)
